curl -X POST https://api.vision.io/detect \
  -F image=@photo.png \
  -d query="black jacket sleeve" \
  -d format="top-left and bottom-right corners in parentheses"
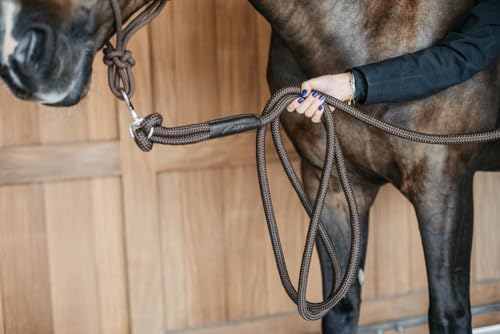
top-left (352, 0), bottom-right (500, 105)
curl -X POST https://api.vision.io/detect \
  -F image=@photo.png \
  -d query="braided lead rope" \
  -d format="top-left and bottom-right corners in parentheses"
top-left (130, 88), bottom-right (359, 320)
top-left (104, 0), bottom-right (169, 99)
top-left (104, 0), bottom-right (500, 322)
top-left (127, 86), bottom-right (500, 320)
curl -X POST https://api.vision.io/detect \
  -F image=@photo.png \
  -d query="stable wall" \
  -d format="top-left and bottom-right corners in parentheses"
top-left (0, 1), bottom-right (498, 333)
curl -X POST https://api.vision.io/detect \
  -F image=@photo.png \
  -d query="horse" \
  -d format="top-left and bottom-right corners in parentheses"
top-left (0, 0), bottom-right (498, 333)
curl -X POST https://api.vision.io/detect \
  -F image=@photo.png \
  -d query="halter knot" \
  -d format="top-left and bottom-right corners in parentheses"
top-left (103, 47), bottom-right (136, 69)
top-left (133, 113), bottom-right (164, 152)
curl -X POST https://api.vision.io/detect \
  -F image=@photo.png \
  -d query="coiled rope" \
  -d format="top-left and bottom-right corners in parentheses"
top-left (105, 0), bottom-right (500, 321)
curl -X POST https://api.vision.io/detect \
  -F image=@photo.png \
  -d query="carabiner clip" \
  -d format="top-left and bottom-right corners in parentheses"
top-left (120, 90), bottom-right (144, 139)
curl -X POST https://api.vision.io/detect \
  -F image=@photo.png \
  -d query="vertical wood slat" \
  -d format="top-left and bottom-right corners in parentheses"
top-left (44, 181), bottom-right (101, 334)
top-left (370, 185), bottom-right (412, 298)
top-left (223, 165), bottom-right (268, 320)
top-left (44, 178), bottom-right (128, 334)
top-left (473, 172), bottom-right (500, 282)
top-left (0, 185), bottom-right (53, 334)
top-left (86, 58), bottom-right (129, 334)
top-left (0, 283), bottom-right (3, 334)
top-left (160, 0), bottom-right (219, 125)
top-left (0, 90), bottom-right (40, 147)
top-left (119, 26), bottom-right (166, 334)
top-left (159, 170), bottom-right (227, 330)
top-left (90, 178), bottom-right (130, 334)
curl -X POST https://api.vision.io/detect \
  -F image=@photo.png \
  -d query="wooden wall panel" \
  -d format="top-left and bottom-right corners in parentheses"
top-left (0, 1), bottom-right (498, 334)
top-left (0, 90), bottom-right (40, 147)
top-left (474, 172), bottom-right (500, 282)
top-left (223, 166), bottom-right (268, 321)
top-left (118, 28), bottom-right (165, 334)
top-left (158, 161), bottom-right (323, 331)
top-left (90, 178), bottom-right (129, 334)
top-left (0, 185), bottom-right (53, 334)
top-left (44, 181), bottom-right (101, 334)
top-left (370, 185), bottom-right (412, 298)
top-left (160, 170), bottom-right (227, 330)
top-left (43, 178), bottom-right (128, 334)
top-left (38, 58), bottom-right (117, 145)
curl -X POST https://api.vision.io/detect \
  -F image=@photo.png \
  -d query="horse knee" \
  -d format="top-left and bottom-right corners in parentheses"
top-left (322, 288), bottom-right (361, 334)
top-left (428, 301), bottom-right (471, 334)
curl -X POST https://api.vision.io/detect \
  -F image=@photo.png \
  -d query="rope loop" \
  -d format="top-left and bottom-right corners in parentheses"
top-left (104, 44), bottom-right (137, 99)
top-left (105, 0), bottom-right (169, 99)
top-left (103, 47), bottom-right (136, 69)
top-left (133, 113), bottom-right (164, 152)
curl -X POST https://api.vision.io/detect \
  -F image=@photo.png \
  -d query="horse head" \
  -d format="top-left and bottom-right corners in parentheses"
top-left (0, 0), bottom-right (145, 106)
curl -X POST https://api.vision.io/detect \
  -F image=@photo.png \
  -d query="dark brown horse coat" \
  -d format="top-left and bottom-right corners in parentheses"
top-left (0, 1), bottom-right (499, 333)
top-left (251, 1), bottom-right (500, 333)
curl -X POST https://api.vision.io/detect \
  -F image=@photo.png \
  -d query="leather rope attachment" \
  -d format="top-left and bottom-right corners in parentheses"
top-left (105, 0), bottom-right (500, 322)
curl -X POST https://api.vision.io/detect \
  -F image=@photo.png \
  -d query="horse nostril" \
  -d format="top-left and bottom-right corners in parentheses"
top-left (12, 23), bottom-right (55, 75)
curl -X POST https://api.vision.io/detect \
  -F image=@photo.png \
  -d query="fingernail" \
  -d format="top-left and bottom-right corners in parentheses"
top-left (319, 105), bottom-right (324, 111)
top-left (312, 91), bottom-right (319, 97)
top-left (298, 97), bottom-right (305, 104)
top-left (301, 89), bottom-right (308, 97)
top-left (320, 95), bottom-right (326, 101)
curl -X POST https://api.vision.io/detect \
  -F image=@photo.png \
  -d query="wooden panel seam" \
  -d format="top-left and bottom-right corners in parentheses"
top-left (0, 141), bottom-right (120, 186)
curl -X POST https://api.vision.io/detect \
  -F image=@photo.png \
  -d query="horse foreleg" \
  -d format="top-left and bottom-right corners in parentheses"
top-left (302, 160), bottom-right (380, 334)
top-left (409, 167), bottom-right (474, 334)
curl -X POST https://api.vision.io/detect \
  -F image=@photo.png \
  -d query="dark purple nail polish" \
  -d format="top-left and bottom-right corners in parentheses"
top-left (320, 95), bottom-right (326, 101)
top-left (298, 97), bottom-right (305, 104)
top-left (319, 105), bottom-right (324, 111)
top-left (301, 89), bottom-right (308, 97)
top-left (313, 91), bottom-right (319, 97)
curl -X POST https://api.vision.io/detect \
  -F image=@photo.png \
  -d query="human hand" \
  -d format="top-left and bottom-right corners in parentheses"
top-left (286, 73), bottom-right (353, 123)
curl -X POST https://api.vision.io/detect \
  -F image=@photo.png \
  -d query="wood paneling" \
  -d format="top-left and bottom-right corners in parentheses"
top-left (0, 1), bottom-right (498, 334)
top-left (91, 178), bottom-right (129, 334)
top-left (0, 185), bottom-right (53, 334)
top-left (474, 172), bottom-right (500, 282)
top-left (158, 161), bottom-right (322, 330)
top-left (0, 141), bottom-right (120, 186)
top-left (44, 181), bottom-right (101, 334)
top-left (119, 27), bottom-right (166, 334)
top-left (223, 166), bottom-right (268, 321)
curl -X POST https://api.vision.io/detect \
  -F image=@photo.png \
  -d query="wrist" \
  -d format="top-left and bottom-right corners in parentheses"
top-left (349, 71), bottom-right (356, 103)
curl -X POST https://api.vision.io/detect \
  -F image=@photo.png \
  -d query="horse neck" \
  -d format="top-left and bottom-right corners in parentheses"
top-left (249, 0), bottom-right (475, 69)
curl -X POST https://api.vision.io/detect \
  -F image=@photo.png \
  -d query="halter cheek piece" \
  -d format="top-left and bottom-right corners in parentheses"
top-left (104, 0), bottom-right (500, 321)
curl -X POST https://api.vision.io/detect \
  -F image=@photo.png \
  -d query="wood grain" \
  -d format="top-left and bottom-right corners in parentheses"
top-left (0, 88), bottom-right (40, 147)
top-left (44, 181), bottom-right (101, 334)
top-left (0, 1), bottom-right (498, 333)
top-left (165, 312), bottom-right (321, 334)
top-left (0, 185), bottom-right (53, 334)
top-left (473, 172), bottom-right (500, 282)
top-left (119, 27), bottom-right (166, 334)
top-left (223, 165), bottom-right (268, 320)
top-left (91, 177), bottom-right (130, 333)
top-left (159, 169), bottom-right (227, 329)
top-left (370, 185), bottom-right (412, 298)
top-left (0, 141), bottom-right (120, 186)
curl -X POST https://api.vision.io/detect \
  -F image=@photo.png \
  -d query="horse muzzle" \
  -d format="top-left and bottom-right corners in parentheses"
top-left (0, 1), bottom-right (95, 106)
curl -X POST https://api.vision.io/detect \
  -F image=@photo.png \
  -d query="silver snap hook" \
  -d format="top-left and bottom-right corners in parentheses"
top-left (120, 90), bottom-right (144, 139)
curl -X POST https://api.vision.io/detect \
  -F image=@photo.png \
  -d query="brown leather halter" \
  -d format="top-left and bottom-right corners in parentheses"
top-left (103, 0), bottom-right (500, 322)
